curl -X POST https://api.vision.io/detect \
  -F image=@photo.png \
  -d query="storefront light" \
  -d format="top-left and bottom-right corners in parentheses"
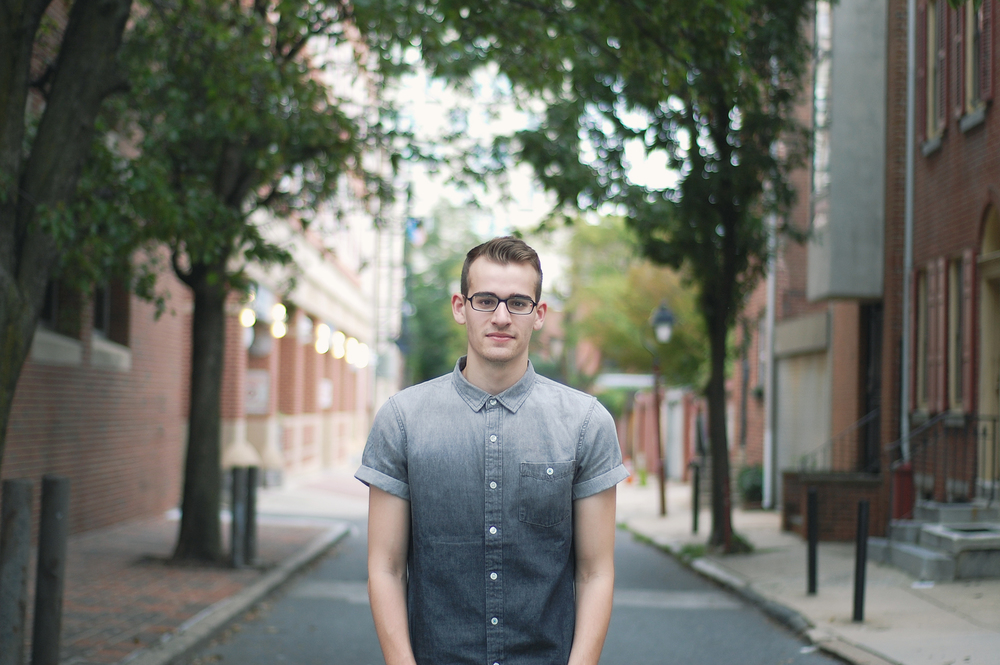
top-left (271, 320), bottom-right (287, 339)
top-left (345, 336), bottom-right (359, 365)
top-left (239, 308), bottom-right (257, 328)
top-left (315, 323), bottom-right (331, 354)
top-left (355, 343), bottom-right (370, 369)
top-left (271, 303), bottom-right (287, 323)
top-left (331, 331), bottom-right (346, 359)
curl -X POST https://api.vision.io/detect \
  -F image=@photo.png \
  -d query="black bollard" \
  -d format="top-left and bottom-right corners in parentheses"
top-left (231, 467), bottom-right (248, 568)
top-left (31, 475), bottom-right (71, 665)
top-left (807, 487), bottom-right (818, 596)
top-left (853, 500), bottom-right (870, 623)
top-left (0, 479), bottom-right (33, 665)
top-left (245, 466), bottom-right (259, 565)
top-left (691, 462), bottom-right (700, 534)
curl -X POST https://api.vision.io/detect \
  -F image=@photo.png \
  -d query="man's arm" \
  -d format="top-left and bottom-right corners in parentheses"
top-left (567, 486), bottom-right (618, 665)
top-left (367, 486), bottom-right (417, 665)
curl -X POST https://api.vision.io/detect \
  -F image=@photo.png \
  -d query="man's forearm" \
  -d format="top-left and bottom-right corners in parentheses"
top-left (367, 487), bottom-right (416, 665)
top-left (368, 571), bottom-right (417, 665)
top-left (566, 571), bottom-right (615, 665)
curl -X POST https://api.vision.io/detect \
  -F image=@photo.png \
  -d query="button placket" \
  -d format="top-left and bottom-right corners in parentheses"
top-left (484, 399), bottom-right (503, 663)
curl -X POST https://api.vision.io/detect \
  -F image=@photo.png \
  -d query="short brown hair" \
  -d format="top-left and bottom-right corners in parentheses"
top-left (461, 236), bottom-right (543, 301)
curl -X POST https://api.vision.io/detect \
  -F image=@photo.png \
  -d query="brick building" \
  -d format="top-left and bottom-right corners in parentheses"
top-left (1, 9), bottom-right (405, 536)
top-left (734, 0), bottom-right (912, 537)
top-left (739, 0), bottom-right (997, 540)
top-left (903, 0), bottom-right (998, 509)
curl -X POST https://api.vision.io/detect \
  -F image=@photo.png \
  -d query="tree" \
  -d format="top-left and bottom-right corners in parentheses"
top-left (114, 0), bottom-right (384, 563)
top-left (357, 0), bottom-right (812, 551)
top-left (562, 218), bottom-right (706, 388)
top-left (399, 203), bottom-right (478, 385)
top-left (0, 0), bottom-right (134, 479)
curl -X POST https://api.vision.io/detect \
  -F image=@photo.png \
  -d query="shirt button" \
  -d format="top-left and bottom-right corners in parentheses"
top-left (490, 399), bottom-right (497, 406)
top-left (546, 467), bottom-right (554, 475)
top-left (490, 481), bottom-right (497, 489)
top-left (490, 572), bottom-right (498, 580)
top-left (490, 435), bottom-right (497, 442)
top-left (489, 526), bottom-right (497, 535)
top-left (491, 617), bottom-right (499, 625)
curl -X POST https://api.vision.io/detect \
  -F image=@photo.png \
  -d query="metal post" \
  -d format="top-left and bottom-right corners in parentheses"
top-left (653, 357), bottom-right (666, 516)
top-left (853, 500), bottom-right (870, 623)
top-left (691, 461), bottom-right (700, 534)
top-left (0, 479), bottom-right (33, 665)
top-left (245, 467), bottom-right (259, 565)
top-left (31, 475), bottom-right (71, 665)
top-left (807, 487), bottom-right (818, 595)
top-left (230, 467), bottom-right (248, 568)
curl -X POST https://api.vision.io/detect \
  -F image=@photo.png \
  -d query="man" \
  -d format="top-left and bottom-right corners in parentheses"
top-left (356, 236), bottom-right (628, 665)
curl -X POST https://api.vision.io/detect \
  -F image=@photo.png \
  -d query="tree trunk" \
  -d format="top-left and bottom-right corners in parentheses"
top-left (0, 0), bottom-right (132, 477)
top-left (706, 311), bottom-right (734, 551)
top-left (172, 268), bottom-right (228, 563)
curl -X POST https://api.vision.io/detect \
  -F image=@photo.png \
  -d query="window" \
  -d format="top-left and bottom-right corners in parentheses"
top-left (917, 270), bottom-right (929, 410)
top-left (91, 280), bottom-right (130, 346)
top-left (948, 260), bottom-right (964, 410)
top-left (756, 315), bottom-right (768, 389)
top-left (927, 0), bottom-right (948, 137)
top-left (964, 0), bottom-right (994, 113)
top-left (38, 279), bottom-right (83, 339)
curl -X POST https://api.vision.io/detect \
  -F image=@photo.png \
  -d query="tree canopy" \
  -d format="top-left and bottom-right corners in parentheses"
top-left (356, 0), bottom-right (814, 550)
top-left (563, 218), bottom-right (707, 388)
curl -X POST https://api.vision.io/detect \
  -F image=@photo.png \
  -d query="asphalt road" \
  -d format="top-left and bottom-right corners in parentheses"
top-left (185, 520), bottom-right (843, 665)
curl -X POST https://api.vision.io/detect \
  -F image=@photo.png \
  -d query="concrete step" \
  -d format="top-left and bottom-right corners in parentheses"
top-left (868, 538), bottom-right (955, 581)
top-left (914, 501), bottom-right (1000, 523)
top-left (919, 523), bottom-right (1000, 554)
top-left (888, 520), bottom-right (922, 544)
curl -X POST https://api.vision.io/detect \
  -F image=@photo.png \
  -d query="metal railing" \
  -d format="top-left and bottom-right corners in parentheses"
top-left (888, 413), bottom-right (1000, 516)
top-left (797, 409), bottom-right (881, 474)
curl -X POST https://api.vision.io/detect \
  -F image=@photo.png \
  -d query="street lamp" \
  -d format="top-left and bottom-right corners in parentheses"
top-left (650, 302), bottom-right (675, 344)
top-left (646, 301), bottom-right (674, 516)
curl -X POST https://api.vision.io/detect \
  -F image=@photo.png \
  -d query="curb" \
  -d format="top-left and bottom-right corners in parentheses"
top-left (688, 557), bottom-right (901, 665)
top-left (622, 526), bottom-right (901, 665)
top-left (689, 557), bottom-right (813, 635)
top-left (118, 522), bottom-right (352, 665)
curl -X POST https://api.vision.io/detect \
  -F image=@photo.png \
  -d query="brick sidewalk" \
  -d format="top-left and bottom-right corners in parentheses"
top-left (20, 516), bottom-right (327, 665)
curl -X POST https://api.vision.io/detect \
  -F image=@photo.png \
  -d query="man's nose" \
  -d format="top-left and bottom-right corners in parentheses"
top-left (491, 301), bottom-right (513, 323)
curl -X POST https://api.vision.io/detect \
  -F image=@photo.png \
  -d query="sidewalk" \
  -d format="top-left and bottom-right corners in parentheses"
top-left (42, 467), bottom-right (366, 665)
top-left (617, 478), bottom-right (1000, 665)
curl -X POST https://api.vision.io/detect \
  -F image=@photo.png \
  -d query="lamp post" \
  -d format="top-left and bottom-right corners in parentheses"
top-left (646, 302), bottom-right (674, 516)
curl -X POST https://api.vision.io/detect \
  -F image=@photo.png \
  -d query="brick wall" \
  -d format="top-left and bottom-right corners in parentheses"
top-left (2, 275), bottom-right (192, 535)
top-left (781, 471), bottom-right (886, 541)
top-left (829, 302), bottom-right (863, 444)
top-left (900, 0), bottom-right (1000, 438)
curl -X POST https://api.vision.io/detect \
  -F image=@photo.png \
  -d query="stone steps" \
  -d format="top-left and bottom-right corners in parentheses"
top-left (869, 501), bottom-right (1000, 581)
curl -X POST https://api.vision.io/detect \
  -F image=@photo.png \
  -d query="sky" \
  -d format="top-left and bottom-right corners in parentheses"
top-left (391, 66), bottom-right (677, 296)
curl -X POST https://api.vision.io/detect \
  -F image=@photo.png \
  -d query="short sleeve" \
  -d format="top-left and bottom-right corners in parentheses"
top-left (355, 397), bottom-right (410, 500)
top-left (572, 399), bottom-right (629, 499)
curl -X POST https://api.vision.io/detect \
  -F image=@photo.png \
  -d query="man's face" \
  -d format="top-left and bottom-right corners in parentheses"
top-left (451, 258), bottom-right (546, 369)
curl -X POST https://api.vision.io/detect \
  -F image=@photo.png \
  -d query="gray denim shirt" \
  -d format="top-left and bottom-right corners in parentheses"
top-left (356, 358), bottom-right (628, 665)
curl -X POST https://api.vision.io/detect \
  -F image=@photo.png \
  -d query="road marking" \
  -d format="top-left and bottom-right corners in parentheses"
top-left (291, 581), bottom-right (370, 605)
top-left (290, 582), bottom-right (742, 611)
top-left (613, 589), bottom-right (742, 610)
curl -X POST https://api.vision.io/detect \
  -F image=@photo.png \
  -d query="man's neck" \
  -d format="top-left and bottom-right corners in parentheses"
top-left (462, 355), bottom-right (529, 396)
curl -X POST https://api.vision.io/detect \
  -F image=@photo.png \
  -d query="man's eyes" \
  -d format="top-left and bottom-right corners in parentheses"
top-left (509, 298), bottom-right (531, 308)
top-left (477, 296), bottom-right (498, 307)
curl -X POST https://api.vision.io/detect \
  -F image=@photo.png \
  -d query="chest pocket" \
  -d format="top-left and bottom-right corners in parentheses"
top-left (518, 461), bottom-right (576, 527)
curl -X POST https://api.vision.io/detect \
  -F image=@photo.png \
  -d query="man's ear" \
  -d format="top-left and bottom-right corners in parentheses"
top-left (451, 293), bottom-right (468, 325)
top-left (532, 302), bottom-right (547, 331)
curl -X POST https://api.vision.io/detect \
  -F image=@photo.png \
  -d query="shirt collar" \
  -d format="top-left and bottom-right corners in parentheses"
top-left (451, 356), bottom-right (536, 413)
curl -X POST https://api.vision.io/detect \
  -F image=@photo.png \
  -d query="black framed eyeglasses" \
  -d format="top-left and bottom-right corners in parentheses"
top-left (465, 292), bottom-right (538, 315)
